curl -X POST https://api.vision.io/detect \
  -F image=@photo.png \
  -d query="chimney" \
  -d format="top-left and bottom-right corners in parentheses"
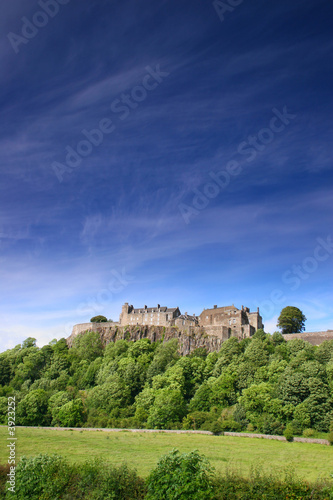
top-left (214, 305), bottom-right (217, 309)
top-left (144, 305), bottom-right (147, 309)
top-left (257, 307), bottom-right (259, 313)
top-left (241, 305), bottom-right (244, 311)
top-left (185, 312), bottom-right (188, 317)
top-left (157, 304), bottom-right (160, 308)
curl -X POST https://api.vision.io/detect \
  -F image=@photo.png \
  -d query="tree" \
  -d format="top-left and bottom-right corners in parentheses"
top-left (21, 338), bottom-right (37, 349)
top-left (72, 331), bottom-right (103, 362)
top-left (147, 387), bottom-right (186, 429)
top-left (0, 356), bottom-right (11, 385)
top-left (55, 398), bottom-right (86, 427)
top-left (90, 315), bottom-right (108, 323)
top-left (277, 306), bottom-right (306, 334)
top-left (17, 389), bottom-right (50, 426)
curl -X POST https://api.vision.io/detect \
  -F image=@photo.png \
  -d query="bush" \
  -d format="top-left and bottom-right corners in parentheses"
top-left (303, 428), bottom-right (315, 438)
top-left (213, 466), bottom-right (333, 500)
top-left (12, 454), bottom-right (146, 499)
top-left (328, 433), bottom-right (333, 445)
top-left (74, 459), bottom-right (146, 499)
top-left (0, 464), bottom-right (10, 497)
top-left (220, 419), bottom-right (242, 432)
top-left (283, 423), bottom-right (294, 442)
top-left (145, 449), bottom-right (215, 500)
top-left (209, 421), bottom-right (224, 435)
top-left (14, 454), bottom-right (72, 499)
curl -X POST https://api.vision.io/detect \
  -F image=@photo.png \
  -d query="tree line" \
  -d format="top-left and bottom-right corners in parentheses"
top-left (0, 326), bottom-right (332, 437)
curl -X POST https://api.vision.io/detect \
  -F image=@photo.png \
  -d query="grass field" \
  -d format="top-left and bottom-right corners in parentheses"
top-left (1, 427), bottom-right (332, 481)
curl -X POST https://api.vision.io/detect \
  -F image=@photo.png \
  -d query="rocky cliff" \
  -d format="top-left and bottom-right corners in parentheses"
top-left (67, 324), bottom-right (224, 356)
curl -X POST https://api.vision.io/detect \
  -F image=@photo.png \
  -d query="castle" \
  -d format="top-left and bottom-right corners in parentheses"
top-left (70, 301), bottom-right (333, 351)
top-left (119, 302), bottom-right (263, 339)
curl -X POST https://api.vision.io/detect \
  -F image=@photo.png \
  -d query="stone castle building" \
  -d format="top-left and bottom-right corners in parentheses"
top-left (119, 303), bottom-right (182, 327)
top-left (119, 302), bottom-right (263, 339)
top-left (199, 304), bottom-right (264, 338)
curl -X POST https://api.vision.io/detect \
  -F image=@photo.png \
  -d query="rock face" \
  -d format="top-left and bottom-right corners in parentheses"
top-left (67, 324), bottom-right (333, 354)
top-left (67, 324), bottom-right (224, 356)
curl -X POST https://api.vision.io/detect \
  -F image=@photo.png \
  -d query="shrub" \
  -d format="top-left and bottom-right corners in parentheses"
top-left (14, 454), bottom-right (72, 499)
top-left (0, 463), bottom-right (10, 497)
top-left (283, 423), bottom-right (294, 442)
top-left (74, 459), bottom-right (146, 499)
top-left (303, 428), bottom-right (315, 438)
top-left (13, 454), bottom-right (146, 499)
top-left (209, 421), bottom-right (224, 435)
top-left (328, 431), bottom-right (333, 445)
top-left (145, 449), bottom-right (215, 500)
top-left (213, 465), bottom-right (333, 500)
top-left (220, 419), bottom-right (242, 432)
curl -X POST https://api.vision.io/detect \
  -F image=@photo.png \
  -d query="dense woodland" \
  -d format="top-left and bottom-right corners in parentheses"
top-left (1, 330), bottom-right (333, 436)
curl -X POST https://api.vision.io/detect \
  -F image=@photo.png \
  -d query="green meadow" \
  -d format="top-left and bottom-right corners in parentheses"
top-left (1, 427), bottom-right (332, 481)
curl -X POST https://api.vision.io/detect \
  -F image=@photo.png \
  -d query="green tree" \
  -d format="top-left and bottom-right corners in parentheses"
top-left (55, 398), bottom-right (86, 427)
top-left (0, 397), bottom-right (8, 424)
top-left (0, 356), bottom-right (11, 385)
top-left (72, 331), bottom-right (103, 362)
top-left (239, 382), bottom-right (278, 423)
top-left (146, 339), bottom-right (179, 383)
top-left (244, 339), bottom-right (269, 367)
top-left (278, 370), bottom-right (309, 406)
top-left (277, 306), bottom-right (306, 334)
top-left (17, 389), bottom-right (50, 426)
top-left (86, 377), bottom-right (131, 413)
top-left (104, 339), bottom-right (129, 360)
top-left (90, 315), bottom-right (108, 323)
top-left (253, 329), bottom-right (267, 341)
top-left (21, 337), bottom-right (37, 349)
top-left (147, 387), bottom-right (186, 429)
top-left (189, 382), bottom-right (213, 413)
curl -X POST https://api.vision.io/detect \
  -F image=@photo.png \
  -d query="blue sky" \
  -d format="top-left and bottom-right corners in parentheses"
top-left (1, 0), bottom-right (332, 350)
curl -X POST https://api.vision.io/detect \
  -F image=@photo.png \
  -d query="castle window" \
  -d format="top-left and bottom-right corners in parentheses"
top-left (233, 319), bottom-right (236, 324)
top-left (229, 320), bottom-right (231, 325)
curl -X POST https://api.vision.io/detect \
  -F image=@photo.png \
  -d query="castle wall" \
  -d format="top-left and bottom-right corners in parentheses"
top-left (282, 330), bottom-right (333, 345)
top-left (71, 322), bottom-right (117, 337)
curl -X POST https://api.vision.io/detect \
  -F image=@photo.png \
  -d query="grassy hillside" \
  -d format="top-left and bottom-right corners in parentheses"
top-left (0, 427), bottom-right (332, 481)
